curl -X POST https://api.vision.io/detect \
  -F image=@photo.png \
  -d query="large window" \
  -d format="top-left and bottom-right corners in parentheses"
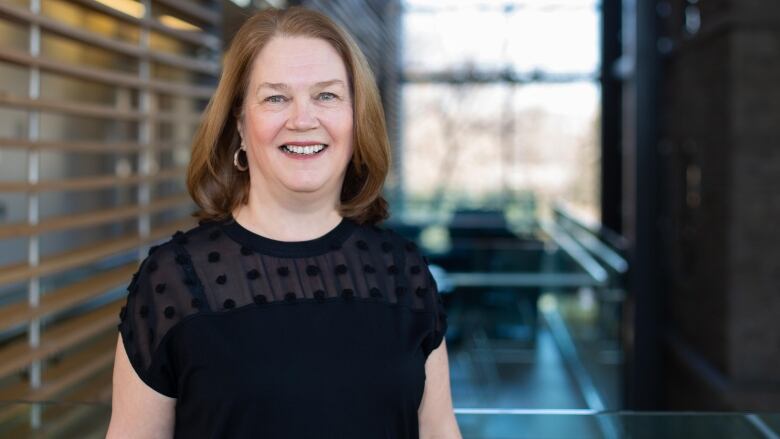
top-left (402, 0), bottom-right (601, 223)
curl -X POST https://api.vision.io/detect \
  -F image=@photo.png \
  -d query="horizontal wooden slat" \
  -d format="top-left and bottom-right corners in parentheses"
top-left (0, 94), bottom-right (203, 124)
top-left (0, 165), bottom-right (186, 192)
top-left (0, 216), bottom-right (197, 286)
top-left (0, 300), bottom-right (120, 378)
top-left (0, 335), bottom-right (115, 427)
top-left (0, 346), bottom-right (118, 428)
top-left (0, 193), bottom-right (192, 239)
top-left (155, 0), bottom-right (220, 26)
top-left (0, 137), bottom-right (186, 153)
top-left (37, 339), bottom-right (116, 401)
top-left (0, 262), bottom-right (137, 333)
top-left (69, 0), bottom-right (220, 50)
top-left (0, 383), bottom-right (112, 436)
top-left (0, 47), bottom-right (216, 99)
top-left (0, 3), bottom-right (220, 76)
top-left (0, 93), bottom-right (144, 120)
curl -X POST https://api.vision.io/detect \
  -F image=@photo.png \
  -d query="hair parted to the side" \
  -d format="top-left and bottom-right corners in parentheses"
top-left (186, 6), bottom-right (391, 226)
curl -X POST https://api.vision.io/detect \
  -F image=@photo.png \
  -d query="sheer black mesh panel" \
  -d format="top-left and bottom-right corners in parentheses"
top-left (116, 217), bottom-right (449, 396)
top-left (117, 240), bottom-right (203, 397)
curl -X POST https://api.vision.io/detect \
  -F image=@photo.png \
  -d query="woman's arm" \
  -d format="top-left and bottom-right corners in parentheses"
top-left (106, 334), bottom-right (176, 439)
top-left (418, 339), bottom-right (463, 439)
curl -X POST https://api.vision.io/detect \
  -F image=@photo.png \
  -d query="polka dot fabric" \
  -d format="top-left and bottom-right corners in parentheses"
top-left (116, 214), bottom-right (447, 438)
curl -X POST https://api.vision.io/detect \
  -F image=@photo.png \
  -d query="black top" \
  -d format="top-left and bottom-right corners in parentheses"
top-left (116, 214), bottom-right (448, 439)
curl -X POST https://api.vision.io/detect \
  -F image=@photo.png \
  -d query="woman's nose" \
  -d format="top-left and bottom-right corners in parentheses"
top-left (287, 99), bottom-right (319, 130)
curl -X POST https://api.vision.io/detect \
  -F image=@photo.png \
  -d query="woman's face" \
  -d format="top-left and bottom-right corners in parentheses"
top-left (238, 36), bottom-right (354, 201)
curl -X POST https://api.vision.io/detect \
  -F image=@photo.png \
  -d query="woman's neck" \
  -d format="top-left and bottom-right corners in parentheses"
top-left (231, 192), bottom-right (342, 242)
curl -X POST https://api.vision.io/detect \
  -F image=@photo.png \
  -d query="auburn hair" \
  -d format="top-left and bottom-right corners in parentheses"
top-left (186, 6), bottom-right (390, 225)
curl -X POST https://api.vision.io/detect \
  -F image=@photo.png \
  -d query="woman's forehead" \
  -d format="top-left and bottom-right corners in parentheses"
top-left (250, 36), bottom-right (348, 87)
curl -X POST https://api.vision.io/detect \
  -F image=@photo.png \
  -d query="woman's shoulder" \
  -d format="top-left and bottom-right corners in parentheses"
top-left (355, 221), bottom-right (428, 269)
top-left (123, 221), bottom-right (222, 320)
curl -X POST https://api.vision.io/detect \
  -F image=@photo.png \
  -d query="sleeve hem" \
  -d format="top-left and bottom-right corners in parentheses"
top-left (423, 329), bottom-right (446, 360)
top-left (118, 325), bottom-right (178, 399)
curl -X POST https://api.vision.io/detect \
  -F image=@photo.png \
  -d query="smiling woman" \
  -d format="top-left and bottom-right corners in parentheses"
top-left (187, 6), bottom-right (391, 227)
top-left (107, 6), bottom-right (460, 439)
top-left (236, 36), bottom-right (354, 193)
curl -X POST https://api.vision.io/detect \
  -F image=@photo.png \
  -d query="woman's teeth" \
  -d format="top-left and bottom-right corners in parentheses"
top-left (281, 144), bottom-right (327, 155)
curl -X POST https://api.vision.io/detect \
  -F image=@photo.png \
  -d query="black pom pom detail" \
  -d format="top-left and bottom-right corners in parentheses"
top-left (139, 305), bottom-right (149, 317)
top-left (191, 297), bottom-right (202, 308)
top-left (119, 306), bottom-right (127, 321)
top-left (341, 288), bottom-right (355, 300)
top-left (223, 299), bottom-right (235, 309)
top-left (164, 306), bottom-right (175, 318)
top-left (216, 274), bottom-right (227, 285)
top-left (306, 265), bottom-right (320, 276)
top-left (410, 265), bottom-right (421, 275)
top-left (247, 269), bottom-right (260, 280)
top-left (395, 286), bottom-right (406, 296)
top-left (173, 230), bottom-right (187, 244)
top-left (356, 240), bottom-right (369, 250)
top-left (370, 287), bottom-right (382, 298)
top-left (175, 254), bottom-right (189, 265)
top-left (314, 289), bottom-right (326, 301)
top-left (277, 266), bottom-right (289, 276)
top-left (253, 295), bottom-right (267, 305)
top-left (335, 264), bottom-right (348, 275)
top-left (387, 265), bottom-right (399, 275)
top-left (241, 246), bottom-right (253, 255)
top-left (284, 292), bottom-right (297, 303)
top-left (155, 283), bottom-right (166, 294)
top-left (415, 286), bottom-right (428, 298)
top-left (363, 264), bottom-right (375, 274)
top-left (208, 230), bottom-right (221, 240)
top-left (208, 251), bottom-right (220, 263)
top-left (381, 241), bottom-right (393, 253)
top-left (405, 241), bottom-right (417, 252)
top-left (329, 241), bottom-right (342, 251)
top-left (148, 260), bottom-right (158, 272)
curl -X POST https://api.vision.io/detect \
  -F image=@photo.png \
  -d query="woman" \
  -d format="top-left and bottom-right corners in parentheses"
top-left (107, 6), bottom-right (461, 439)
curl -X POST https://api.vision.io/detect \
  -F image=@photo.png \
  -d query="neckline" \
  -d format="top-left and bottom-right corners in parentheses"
top-left (219, 214), bottom-right (358, 257)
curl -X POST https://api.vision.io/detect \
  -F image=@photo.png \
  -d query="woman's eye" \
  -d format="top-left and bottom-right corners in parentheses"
top-left (264, 95), bottom-right (287, 103)
top-left (318, 92), bottom-right (337, 101)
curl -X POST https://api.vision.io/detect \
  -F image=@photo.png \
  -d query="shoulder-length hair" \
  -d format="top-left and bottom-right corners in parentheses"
top-left (187, 6), bottom-right (390, 225)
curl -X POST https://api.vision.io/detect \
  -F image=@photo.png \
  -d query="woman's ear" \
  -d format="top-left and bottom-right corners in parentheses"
top-left (233, 105), bottom-right (244, 137)
top-left (236, 115), bottom-right (244, 141)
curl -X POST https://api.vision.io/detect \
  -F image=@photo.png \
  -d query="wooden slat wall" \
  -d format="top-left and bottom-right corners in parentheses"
top-left (0, 0), bottom-right (222, 430)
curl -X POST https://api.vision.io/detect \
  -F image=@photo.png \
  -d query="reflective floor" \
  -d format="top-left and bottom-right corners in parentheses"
top-left (1, 401), bottom-right (778, 439)
top-left (447, 292), bottom-right (622, 412)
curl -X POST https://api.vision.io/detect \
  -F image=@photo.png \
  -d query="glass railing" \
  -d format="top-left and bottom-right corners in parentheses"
top-left (1, 401), bottom-right (779, 438)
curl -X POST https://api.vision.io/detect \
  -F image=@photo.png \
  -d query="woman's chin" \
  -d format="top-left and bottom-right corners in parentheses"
top-left (281, 180), bottom-right (330, 195)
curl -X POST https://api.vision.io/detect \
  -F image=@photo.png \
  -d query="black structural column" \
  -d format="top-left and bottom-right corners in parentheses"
top-left (600, 0), bottom-right (623, 234)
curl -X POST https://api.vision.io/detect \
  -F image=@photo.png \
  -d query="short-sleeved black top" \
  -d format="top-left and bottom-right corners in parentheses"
top-left (116, 214), bottom-right (447, 439)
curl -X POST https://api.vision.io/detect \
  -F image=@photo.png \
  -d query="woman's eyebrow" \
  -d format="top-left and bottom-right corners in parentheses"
top-left (314, 79), bottom-right (345, 88)
top-left (257, 82), bottom-right (289, 92)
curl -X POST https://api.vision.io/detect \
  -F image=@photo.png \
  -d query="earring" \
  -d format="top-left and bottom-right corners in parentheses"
top-left (234, 142), bottom-right (248, 171)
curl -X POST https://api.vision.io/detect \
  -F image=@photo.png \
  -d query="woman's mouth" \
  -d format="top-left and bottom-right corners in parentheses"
top-left (278, 144), bottom-right (329, 158)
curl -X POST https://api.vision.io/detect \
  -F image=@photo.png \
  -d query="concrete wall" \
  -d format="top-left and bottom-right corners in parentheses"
top-left (662, 0), bottom-right (780, 410)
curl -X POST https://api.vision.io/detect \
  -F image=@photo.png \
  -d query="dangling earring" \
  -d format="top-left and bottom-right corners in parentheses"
top-left (234, 140), bottom-right (248, 172)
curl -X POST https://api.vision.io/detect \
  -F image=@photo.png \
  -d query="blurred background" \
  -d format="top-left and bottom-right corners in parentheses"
top-left (0, 0), bottom-right (778, 437)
